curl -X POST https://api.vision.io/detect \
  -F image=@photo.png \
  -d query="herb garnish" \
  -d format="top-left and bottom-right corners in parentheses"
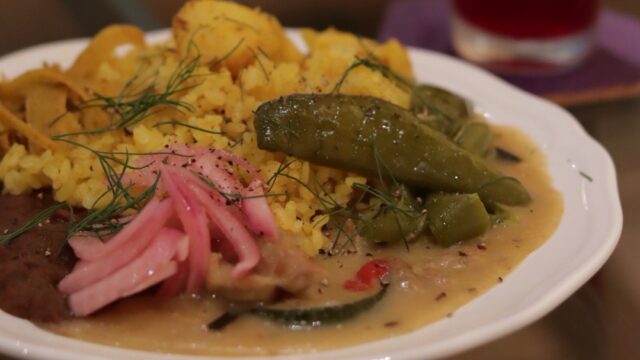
top-left (579, 171), bottom-right (593, 182)
top-left (153, 119), bottom-right (224, 135)
top-left (248, 47), bottom-right (270, 82)
top-left (332, 53), bottom-right (454, 123)
top-left (264, 154), bottom-right (421, 253)
top-left (3, 39), bottom-right (209, 246)
top-left (50, 34), bottom-right (210, 141)
top-left (0, 203), bottom-right (68, 245)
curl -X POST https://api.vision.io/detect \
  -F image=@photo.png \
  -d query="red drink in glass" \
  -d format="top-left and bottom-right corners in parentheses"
top-left (451, 0), bottom-right (601, 74)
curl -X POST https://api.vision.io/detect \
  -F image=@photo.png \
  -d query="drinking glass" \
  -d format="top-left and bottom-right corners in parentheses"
top-left (451, 0), bottom-right (602, 74)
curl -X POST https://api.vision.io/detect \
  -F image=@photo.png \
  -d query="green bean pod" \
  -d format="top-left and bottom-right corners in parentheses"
top-left (426, 192), bottom-right (491, 246)
top-left (254, 94), bottom-right (530, 206)
top-left (411, 84), bottom-right (471, 137)
top-left (454, 122), bottom-right (493, 156)
top-left (356, 185), bottom-right (427, 244)
top-left (478, 177), bottom-right (531, 206)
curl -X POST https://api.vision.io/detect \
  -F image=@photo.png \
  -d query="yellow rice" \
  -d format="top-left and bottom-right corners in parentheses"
top-left (0, 1), bottom-right (413, 255)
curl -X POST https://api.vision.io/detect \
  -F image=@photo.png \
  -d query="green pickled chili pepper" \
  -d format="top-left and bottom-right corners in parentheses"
top-left (254, 94), bottom-right (530, 206)
top-left (425, 192), bottom-right (491, 246)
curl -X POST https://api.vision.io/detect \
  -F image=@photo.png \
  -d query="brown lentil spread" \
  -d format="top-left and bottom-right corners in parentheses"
top-left (0, 193), bottom-right (76, 322)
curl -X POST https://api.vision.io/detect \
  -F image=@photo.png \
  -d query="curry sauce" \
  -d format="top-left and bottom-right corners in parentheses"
top-left (45, 125), bottom-right (563, 356)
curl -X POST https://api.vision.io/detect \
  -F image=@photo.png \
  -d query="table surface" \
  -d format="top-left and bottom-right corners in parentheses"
top-left (0, 1), bottom-right (639, 359)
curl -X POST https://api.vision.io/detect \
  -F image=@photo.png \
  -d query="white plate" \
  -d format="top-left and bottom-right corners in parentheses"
top-left (0, 30), bottom-right (622, 360)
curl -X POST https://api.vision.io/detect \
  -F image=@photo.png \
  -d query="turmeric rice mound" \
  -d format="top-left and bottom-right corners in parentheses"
top-left (0, 0), bottom-right (413, 255)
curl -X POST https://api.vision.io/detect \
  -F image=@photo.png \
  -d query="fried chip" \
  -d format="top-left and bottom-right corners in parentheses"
top-left (0, 68), bottom-right (89, 106)
top-left (25, 84), bottom-right (81, 139)
top-left (0, 102), bottom-right (62, 152)
top-left (68, 24), bottom-right (146, 80)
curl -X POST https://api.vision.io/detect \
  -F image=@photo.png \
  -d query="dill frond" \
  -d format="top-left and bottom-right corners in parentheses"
top-left (331, 55), bottom-right (454, 130)
top-left (53, 38), bottom-right (203, 139)
top-left (248, 47), bottom-right (270, 82)
top-left (0, 203), bottom-right (68, 245)
top-left (331, 56), bottom-right (414, 94)
top-left (220, 15), bottom-right (258, 32)
top-left (210, 37), bottom-right (245, 69)
top-left (153, 119), bottom-right (225, 135)
top-left (257, 46), bottom-right (271, 60)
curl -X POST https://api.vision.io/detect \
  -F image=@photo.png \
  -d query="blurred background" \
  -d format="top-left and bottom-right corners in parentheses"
top-left (1, 1), bottom-right (639, 359)
top-left (0, 0), bottom-right (638, 55)
top-left (1, 0), bottom-right (639, 104)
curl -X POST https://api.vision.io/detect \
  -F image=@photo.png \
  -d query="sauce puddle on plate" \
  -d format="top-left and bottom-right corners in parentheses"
top-left (45, 125), bottom-right (563, 356)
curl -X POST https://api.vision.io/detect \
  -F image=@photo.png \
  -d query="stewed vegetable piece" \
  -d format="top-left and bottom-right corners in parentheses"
top-left (254, 94), bottom-right (530, 206)
top-left (425, 192), bottom-right (491, 246)
top-left (410, 84), bottom-right (471, 137)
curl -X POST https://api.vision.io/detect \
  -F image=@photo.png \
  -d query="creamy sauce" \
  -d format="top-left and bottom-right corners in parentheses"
top-left (45, 125), bottom-right (563, 356)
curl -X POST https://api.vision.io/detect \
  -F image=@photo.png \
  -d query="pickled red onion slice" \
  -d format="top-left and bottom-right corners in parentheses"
top-left (67, 227), bottom-right (185, 316)
top-left (59, 146), bottom-right (278, 316)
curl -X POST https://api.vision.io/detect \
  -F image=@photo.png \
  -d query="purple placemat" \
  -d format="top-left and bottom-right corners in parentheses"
top-left (378, 0), bottom-right (640, 101)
